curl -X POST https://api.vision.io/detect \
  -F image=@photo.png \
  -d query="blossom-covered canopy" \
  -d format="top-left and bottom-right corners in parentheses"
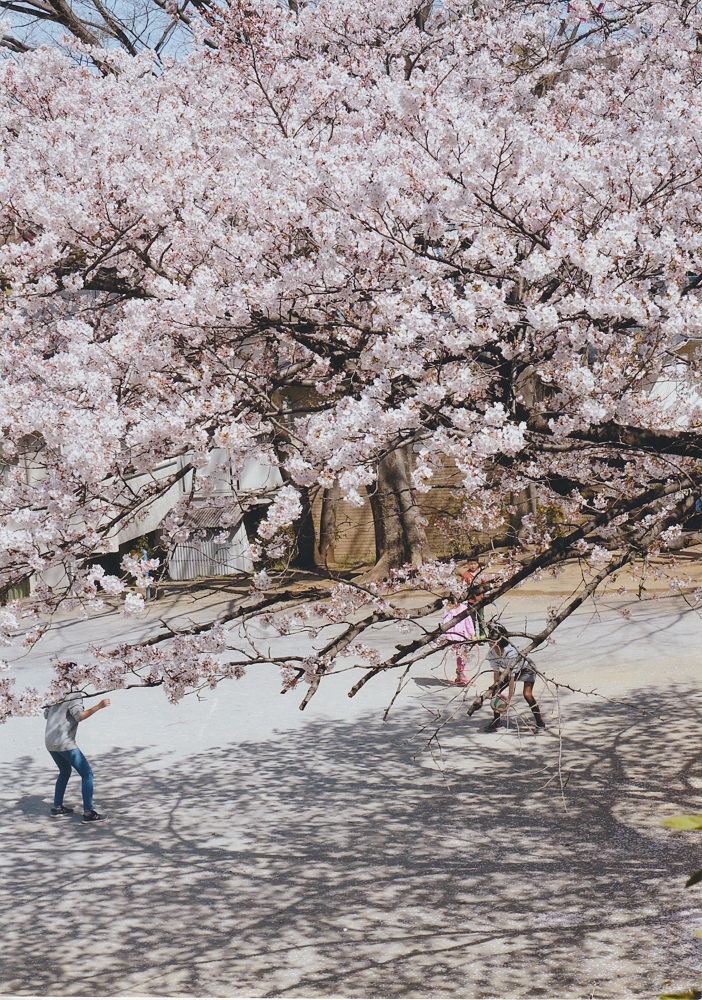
top-left (2, 0), bottom-right (702, 715)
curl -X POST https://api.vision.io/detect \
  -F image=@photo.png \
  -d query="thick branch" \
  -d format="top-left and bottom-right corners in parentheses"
top-left (527, 415), bottom-right (702, 462)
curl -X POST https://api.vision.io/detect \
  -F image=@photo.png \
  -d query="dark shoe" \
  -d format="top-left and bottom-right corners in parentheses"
top-left (82, 810), bottom-right (103, 823)
top-left (50, 805), bottom-right (74, 817)
top-left (484, 719), bottom-right (503, 732)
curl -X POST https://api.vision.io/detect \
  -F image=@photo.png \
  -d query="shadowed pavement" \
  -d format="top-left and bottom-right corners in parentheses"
top-left (2, 683), bottom-right (702, 998)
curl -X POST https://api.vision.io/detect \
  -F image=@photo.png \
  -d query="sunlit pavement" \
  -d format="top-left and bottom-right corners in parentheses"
top-left (2, 586), bottom-right (702, 998)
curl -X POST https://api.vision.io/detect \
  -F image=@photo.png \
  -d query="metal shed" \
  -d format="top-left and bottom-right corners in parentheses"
top-left (167, 503), bottom-right (253, 581)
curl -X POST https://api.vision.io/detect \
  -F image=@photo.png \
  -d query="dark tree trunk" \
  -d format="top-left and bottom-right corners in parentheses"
top-left (295, 485), bottom-right (317, 571)
top-left (506, 488), bottom-right (536, 543)
top-left (365, 446), bottom-right (427, 580)
top-left (271, 432), bottom-right (317, 572)
top-left (318, 480), bottom-right (342, 568)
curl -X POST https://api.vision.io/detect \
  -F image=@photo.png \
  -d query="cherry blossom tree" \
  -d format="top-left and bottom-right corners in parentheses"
top-left (2, 0), bottom-right (702, 719)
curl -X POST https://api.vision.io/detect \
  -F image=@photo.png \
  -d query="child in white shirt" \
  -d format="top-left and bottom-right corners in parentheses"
top-left (486, 633), bottom-right (545, 732)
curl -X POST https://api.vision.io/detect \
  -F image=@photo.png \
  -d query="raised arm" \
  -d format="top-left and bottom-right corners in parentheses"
top-left (79, 698), bottom-right (110, 722)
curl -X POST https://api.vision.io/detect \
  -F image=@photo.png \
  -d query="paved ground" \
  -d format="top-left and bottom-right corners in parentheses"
top-left (2, 575), bottom-right (702, 998)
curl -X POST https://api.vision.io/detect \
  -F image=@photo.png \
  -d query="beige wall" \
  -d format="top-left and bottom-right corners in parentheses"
top-left (310, 463), bottom-right (467, 569)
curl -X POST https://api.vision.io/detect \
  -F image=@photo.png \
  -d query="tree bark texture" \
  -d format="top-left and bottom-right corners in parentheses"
top-left (365, 446), bottom-right (426, 579)
top-left (318, 480), bottom-right (342, 568)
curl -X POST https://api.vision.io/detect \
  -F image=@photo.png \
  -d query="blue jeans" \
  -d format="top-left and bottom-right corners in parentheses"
top-left (50, 749), bottom-right (94, 812)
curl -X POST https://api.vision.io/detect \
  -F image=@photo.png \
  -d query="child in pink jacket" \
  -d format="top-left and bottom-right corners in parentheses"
top-left (443, 589), bottom-right (478, 685)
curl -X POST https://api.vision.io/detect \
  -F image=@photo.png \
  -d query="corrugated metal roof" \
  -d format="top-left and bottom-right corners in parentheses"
top-left (186, 502), bottom-right (244, 530)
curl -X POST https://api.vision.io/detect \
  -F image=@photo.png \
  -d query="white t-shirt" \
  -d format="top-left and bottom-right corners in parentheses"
top-left (44, 693), bottom-right (83, 752)
top-left (487, 643), bottom-right (535, 678)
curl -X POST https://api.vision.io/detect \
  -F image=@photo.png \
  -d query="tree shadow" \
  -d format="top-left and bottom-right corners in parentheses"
top-left (2, 685), bottom-right (702, 999)
top-left (16, 792), bottom-right (53, 817)
top-left (413, 677), bottom-right (456, 689)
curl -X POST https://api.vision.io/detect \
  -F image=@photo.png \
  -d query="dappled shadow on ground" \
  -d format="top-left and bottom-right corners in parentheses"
top-left (2, 685), bottom-right (702, 999)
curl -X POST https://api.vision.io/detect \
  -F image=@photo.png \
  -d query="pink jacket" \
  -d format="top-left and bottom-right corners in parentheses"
top-left (442, 603), bottom-right (476, 642)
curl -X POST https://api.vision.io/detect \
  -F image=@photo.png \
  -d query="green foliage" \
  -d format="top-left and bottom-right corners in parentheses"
top-left (659, 808), bottom-right (702, 996)
top-left (660, 814), bottom-right (702, 831)
top-left (538, 501), bottom-right (566, 529)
